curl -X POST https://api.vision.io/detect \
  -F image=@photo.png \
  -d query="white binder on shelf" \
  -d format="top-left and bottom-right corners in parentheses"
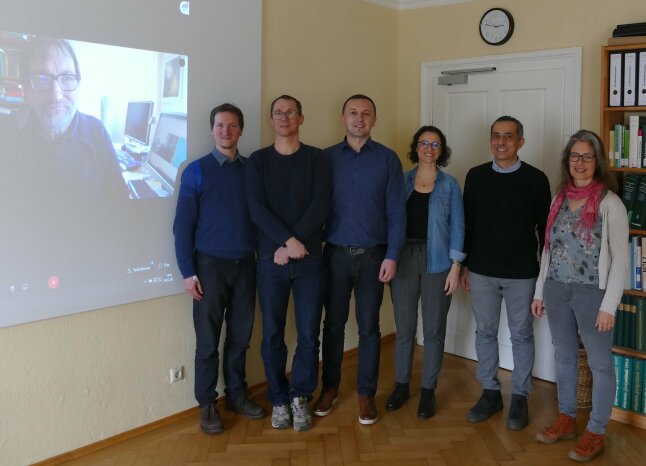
top-left (638, 50), bottom-right (646, 106)
top-left (609, 52), bottom-right (623, 106)
top-left (624, 51), bottom-right (637, 106)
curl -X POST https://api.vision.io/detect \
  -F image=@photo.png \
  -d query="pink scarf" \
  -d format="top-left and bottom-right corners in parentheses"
top-left (544, 181), bottom-right (603, 251)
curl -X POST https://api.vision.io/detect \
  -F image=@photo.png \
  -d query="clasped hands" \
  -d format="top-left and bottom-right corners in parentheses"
top-left (274, 237), bottom-right (308, 265)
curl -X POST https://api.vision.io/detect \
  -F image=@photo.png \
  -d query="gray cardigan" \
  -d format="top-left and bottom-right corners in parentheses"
top-left (534, 190), bottom-right (629, 315)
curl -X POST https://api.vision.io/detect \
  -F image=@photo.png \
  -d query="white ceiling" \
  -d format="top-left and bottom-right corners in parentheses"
top-left (363, 0), bottom-right (475, 10)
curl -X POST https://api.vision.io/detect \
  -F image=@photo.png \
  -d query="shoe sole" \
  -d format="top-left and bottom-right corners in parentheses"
top-left (467, 405), bottom-right (503, 423)
top-left (201, 426), bottom-right (224, 435)
top-left (313, 397), bottom-right (338, 417)
top-left (358, 416), bottom-right (378, 425)
top-left (226, 405), bottom-right (267, 420)
top-left (293, 424), bottom-right (312, 432)
top-left (536, 431), bottom-right (576, 444)
top-left (271, 422), bottom-right (292, 429)
top-left (568, 445), bottom-right (604, 462)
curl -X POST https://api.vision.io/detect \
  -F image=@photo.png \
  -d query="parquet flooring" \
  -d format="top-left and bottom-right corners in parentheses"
top-left (59, 339), bottom-right (646, 465)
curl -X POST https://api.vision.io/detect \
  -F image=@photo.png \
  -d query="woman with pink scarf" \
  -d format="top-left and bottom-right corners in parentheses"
top-left (531, 130), bottom-right (629, 463)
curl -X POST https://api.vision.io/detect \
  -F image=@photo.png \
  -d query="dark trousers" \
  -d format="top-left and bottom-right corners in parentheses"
top-left (193, 253), bottom-right (256, 407)
top-left (322, 244), bottom-right (385, 396)
top-left (257, 255), bottom-right (325, 405)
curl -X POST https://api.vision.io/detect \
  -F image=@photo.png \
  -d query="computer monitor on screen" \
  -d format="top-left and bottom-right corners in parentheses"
top-left (124, 101), bottom-right (154, 146)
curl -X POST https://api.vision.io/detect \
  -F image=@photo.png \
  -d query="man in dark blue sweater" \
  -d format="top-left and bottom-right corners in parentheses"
top-left (246, 95), bottom-right (331, 432)
top-left (314, 94), bottom-right (405, 425)
top-left (460, 116), bottom-right (551, 431)
top-left (173, 103), bottom-right (266, 435)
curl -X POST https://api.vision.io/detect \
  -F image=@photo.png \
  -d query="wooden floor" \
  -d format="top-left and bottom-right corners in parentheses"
top-left (60, 339), bottom-right (646, 465)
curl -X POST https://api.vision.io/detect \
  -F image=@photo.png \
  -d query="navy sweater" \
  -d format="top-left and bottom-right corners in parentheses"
top-left (173, 151), bottom-right (255, 278)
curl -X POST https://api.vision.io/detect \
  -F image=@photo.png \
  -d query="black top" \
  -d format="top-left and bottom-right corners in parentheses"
top-left (406, 189), bottom-right (430, 239)
top-left (463, 161), bottom-right (551, 279)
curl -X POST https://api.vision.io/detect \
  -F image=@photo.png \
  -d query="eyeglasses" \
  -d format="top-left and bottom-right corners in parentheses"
top-left (418, 141), bottom-right (442, 150)
top-left (29, 74), bottom-right (80, 92)
top-left (271, 110), bottom-right (299, 120)
top-left (568, 152), bottom-right (595, 163)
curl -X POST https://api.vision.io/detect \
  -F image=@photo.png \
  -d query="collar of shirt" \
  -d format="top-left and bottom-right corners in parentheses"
top-left (491, 157), bottom-right (521, 173)
top-left (211, 148), bottom-right (244, 166)
top-left (341, 136), bottom-right (375, 155)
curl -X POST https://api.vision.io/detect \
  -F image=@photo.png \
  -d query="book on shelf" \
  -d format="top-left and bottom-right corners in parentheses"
top-left (621, 354), bottom-right (632, 410)
top-left (638, 292), bottom-right (646, 352)
top-left (632, 236), bottom-right (642, 289)
top-left (630, 177), bottom-right (646, 228)
top-left (614, 353), bottom-right (624, 407)
top-left (630, 115), bottom-right (640, 167)
top-left (634, 358), bottom-right (644, 413)
top-left (623, 174), bottom-right (641, 224)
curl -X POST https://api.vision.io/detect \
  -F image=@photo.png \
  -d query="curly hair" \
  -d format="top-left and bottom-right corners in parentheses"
top-left (408, 125), bottom-right (451, 167)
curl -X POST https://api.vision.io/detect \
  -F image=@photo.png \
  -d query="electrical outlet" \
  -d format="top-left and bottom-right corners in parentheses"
top-left (169, 366), bottom-right (185, 383)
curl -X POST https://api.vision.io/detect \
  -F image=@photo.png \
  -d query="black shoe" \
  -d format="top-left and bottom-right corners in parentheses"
top-left (417, 388), bottom-right (436, 419)
top-left (506, 394), bottom-right (529, 430)
top-left (226, 395), bottom-right (267, 419)
top-left (200, 403), bottom-right (224, 434)
top-left (385, 382), bottom-right (410, 411)
top-left (467, 389), bottom-right (503, 423)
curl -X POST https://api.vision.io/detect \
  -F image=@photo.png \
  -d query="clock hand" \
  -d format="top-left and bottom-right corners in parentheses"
top-left (484, 23), bottom-right (503, 28)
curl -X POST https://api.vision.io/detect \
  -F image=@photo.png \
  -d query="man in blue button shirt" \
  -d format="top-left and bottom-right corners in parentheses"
top-left (173, 103), bottom-right (266, 435)
top-left (314, 94), bottom-right (406, 425)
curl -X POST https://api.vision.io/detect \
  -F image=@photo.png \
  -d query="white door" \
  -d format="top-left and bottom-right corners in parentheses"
top-left (418, 48), bottom-right (582, 382)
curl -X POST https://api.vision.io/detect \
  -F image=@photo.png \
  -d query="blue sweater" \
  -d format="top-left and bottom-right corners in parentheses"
top-left (173, 150), bottom-right (255, 278)
top-left (325, 138), bottom-right (406, 261)
top-left (245, 143), bottom-right (331, 259)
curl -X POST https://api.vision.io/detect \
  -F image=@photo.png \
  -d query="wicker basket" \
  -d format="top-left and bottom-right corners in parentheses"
top-left (577, 347), bottom-right (593, 409)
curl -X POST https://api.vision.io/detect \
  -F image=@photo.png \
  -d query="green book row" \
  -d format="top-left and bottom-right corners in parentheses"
top-left (613, 295), bottom-right (646, 351)
top-left (623, 174), bottom-right (646, 228)
top-left (613, 353), bottom-right (646, 414)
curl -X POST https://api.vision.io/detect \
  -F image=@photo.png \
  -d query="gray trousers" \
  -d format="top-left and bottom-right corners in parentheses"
top-left (469, 271), bottom-right (535, 397)
top-left (543, 280), bottom-right (614, 434)
top-left (391, 241), bottom-right (452, 389)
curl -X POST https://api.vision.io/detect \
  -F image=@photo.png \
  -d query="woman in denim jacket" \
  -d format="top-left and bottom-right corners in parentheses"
top-left (386, 125), bottom-right (465, 418)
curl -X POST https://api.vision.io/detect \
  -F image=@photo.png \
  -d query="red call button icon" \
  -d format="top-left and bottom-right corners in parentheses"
top-left (48, 276), bottom-right (60, 289)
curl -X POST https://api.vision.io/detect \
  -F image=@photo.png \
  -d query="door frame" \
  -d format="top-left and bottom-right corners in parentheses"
top-left (420, 47), bottom-right (582, 147)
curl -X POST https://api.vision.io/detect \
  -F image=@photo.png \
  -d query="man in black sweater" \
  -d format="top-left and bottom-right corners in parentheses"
top-left (246, 95), bottom-right (331, 432)
top-left (460, 116), bottom-right (551, 431)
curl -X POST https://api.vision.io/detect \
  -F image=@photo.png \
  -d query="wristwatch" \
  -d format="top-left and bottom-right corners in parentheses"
top-left (191, 275), bottom-right (199, 282)
top-left (452, 260), bottom-right (462, 268)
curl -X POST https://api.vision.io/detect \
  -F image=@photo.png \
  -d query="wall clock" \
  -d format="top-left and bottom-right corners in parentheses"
top-left (479, 8), bottom-right (514, 46)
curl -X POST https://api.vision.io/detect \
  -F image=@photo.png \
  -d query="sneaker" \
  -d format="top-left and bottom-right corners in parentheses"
top-left (313, 387), bottom-right (338, 417)
top-left (467, 389), bottom-right (503, 423)
top-left (506, 394), bottom-right (529, 430)
top-left (358, 395), bottom-right (378, 425)
top-left (291, 397), bottom-right (313, 432)
top-left (385, 382), bottom-right (410, 411)
top-left (568, 429), bottom-right (604, 462)
top-left (271, 404), bottom-right (292, 429)
top-left (199, 403), bottom-right (224, 434)
top-left (417, 388), bottom-right (436, 419)
top-left (536, 413), bottom-right (577, 444)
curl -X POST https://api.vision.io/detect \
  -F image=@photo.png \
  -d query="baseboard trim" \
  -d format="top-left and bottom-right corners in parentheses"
top-left (34, 332), bottom-right (395, 465)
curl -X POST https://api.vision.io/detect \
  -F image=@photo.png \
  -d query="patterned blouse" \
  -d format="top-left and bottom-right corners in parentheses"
top-left (546, 198), bottom-right (602, 285)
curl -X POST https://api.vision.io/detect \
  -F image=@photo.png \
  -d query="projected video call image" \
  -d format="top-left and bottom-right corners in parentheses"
top-left (0, 29), bottom-right (189, 327)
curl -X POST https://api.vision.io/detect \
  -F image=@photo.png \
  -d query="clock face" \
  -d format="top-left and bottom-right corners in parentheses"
top-left (479, 8), bottom-right (514, 46)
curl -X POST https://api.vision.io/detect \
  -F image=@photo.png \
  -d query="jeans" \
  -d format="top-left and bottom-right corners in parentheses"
top-left (543, 280), bottom-right (614, 434)
top-left (322, 243), bottom-right (385, 396)
top-left (193, 253), bottom-right (256, 407)
top-left (257, 255), bottom-right (325, 405)
top-left (391, 240), bottom-right (451, 389)
top-left (468, 271), bottom-right (536, 397)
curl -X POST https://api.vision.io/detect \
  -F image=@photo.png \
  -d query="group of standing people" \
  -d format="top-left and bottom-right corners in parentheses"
top-left (173, 94), bottom-right (629, 463)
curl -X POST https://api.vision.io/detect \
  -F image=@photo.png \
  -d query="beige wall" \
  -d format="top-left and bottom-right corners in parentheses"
top-left (395, 0), bottom-right (646, 161)
top-left (4, 0), bottom-right (646, 464)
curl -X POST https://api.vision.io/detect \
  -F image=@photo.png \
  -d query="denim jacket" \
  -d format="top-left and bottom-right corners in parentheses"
top-left (403, 167), bottom-right (466, 273)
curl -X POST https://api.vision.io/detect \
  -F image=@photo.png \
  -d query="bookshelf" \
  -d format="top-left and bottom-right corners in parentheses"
top-left (601, 43), bottom-right (646, 429)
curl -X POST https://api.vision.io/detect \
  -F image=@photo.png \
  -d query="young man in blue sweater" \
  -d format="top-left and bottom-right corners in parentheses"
top-left (173, 103), bottom-right (266, 435)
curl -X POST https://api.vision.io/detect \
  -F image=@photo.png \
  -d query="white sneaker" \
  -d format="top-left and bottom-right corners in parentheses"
top-left (271, 403), bottom-right (292, 429)
top-left (290, 397), bottom-right (312, 432)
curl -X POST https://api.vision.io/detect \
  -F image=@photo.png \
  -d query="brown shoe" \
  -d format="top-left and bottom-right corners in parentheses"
top-left (536, 413), bottom-right (576, 444)
top-left (358, 395), bottom-right (378, 425)
top-left (568, 429), bottom-right (604, 462)
top-left (313, 388), bottom-right (338, 417)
